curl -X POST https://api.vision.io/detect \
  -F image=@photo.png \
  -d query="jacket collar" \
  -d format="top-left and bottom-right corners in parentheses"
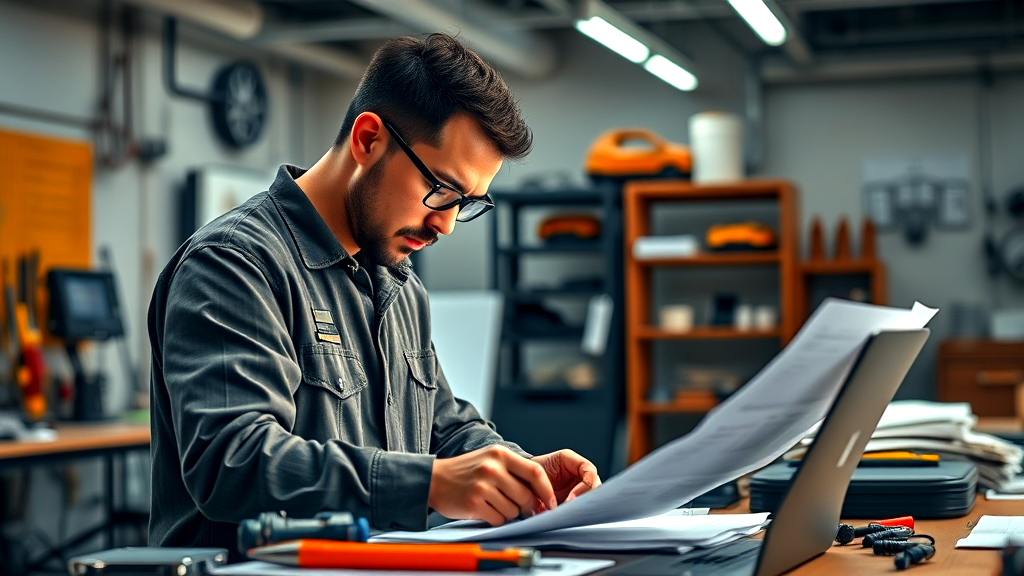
top-left (269, 164), bottom-right (411, 281)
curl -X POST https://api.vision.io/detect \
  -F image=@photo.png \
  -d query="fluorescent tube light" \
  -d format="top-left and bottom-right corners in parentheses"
top-left (728, 0), bottom-right (787, 46)
top-left (575, 16), bottom-right (650, 63)
top-left (643, 55), bottom-right (698, 91)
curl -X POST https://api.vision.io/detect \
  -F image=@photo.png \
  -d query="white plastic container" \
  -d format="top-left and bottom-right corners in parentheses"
top-left (688, 111), bottom-right (744, 183)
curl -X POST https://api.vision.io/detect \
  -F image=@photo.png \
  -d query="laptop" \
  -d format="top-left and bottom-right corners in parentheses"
top-left (612, 329), bottom-right (930, 576)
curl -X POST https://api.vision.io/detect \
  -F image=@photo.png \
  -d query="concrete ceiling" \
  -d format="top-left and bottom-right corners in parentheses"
top-left (147, 0), bottom-right (1024, 82)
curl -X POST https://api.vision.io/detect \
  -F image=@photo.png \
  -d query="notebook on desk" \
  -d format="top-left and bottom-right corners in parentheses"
top-left (611, 329), bottom-right (930, 576)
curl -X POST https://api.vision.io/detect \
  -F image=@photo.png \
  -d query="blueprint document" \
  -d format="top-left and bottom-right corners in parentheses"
top-left (390, 299), bottom-right (937, 543)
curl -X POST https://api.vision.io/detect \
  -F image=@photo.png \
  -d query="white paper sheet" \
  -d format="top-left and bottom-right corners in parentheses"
top-left (373, 513), bottom-right (770, 549)
top-left (956, 515), bottom-right (1024, 548)
top-left (986, 490), bottom-right (1024, 501)
top-left (387, 298), bottom-right (936, 544)
top-left (213, 558), bottom-right (614, 576)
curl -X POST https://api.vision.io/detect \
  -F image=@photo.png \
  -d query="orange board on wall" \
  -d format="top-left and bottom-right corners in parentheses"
top-left (0, 128), bottom-right (92, 274)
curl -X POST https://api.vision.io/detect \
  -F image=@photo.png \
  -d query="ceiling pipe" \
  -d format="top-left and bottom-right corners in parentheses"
top-left (347, 0), bottom-right (559, 80)
top-left (123, 0), bottom-right (367, 78)
top-left (761, 51), bottom-right (1024, 84)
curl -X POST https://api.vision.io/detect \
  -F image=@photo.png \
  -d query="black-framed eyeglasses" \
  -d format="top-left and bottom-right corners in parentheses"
top-left (381, 120), bottom-right (494, 223)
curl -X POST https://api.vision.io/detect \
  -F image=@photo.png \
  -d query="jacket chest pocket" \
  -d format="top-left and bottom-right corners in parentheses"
top-left (299, 344), bottom-right (368, 437)
top-left (404, 349), bottom-right (437, 453)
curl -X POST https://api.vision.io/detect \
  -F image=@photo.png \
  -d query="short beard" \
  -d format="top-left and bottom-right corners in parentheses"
top-left (347, 157), bottom-right (402, 269)
top-left (346, 156), bottom-right (439, 271)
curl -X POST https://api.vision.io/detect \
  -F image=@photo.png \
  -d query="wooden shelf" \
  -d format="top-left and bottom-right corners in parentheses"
top-left (636, 326), bottom-right (782, 340)
top-left (627, 179), bottom-right (796, 202)
top-left (634, 252), bottom-right (780, 267)
top-left (624, 179), bottom-right (799, 465)
top-left (638, 393), bottom-right (720, 413)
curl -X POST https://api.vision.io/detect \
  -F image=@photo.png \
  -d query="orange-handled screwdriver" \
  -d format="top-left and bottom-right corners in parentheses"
top-left (248, 540), bottom-right (539, 571)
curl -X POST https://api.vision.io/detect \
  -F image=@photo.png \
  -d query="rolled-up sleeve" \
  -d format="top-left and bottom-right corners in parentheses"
top-left (163, 246), bottom-right (433, 530)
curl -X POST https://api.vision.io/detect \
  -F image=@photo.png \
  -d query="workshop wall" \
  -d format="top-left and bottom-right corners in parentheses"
top-left (760, 74), bottom-right (1024, 398)
top-left (0, 0), bottom-right (358, 558)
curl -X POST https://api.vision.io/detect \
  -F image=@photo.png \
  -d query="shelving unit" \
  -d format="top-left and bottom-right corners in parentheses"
top-left (795, 258), bottom-right (886, 322)
top-left (623, 179), bottom-right (799, 463)
top-left (488, 186), bottom-right (623, 474)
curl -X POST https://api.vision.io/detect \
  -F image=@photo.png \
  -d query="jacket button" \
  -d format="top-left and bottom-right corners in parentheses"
top-left (389, 522), bottom-right (400, 529)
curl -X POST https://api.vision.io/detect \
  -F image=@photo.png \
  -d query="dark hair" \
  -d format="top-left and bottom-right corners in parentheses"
top-left (334, 33), bottom-right (532, 160)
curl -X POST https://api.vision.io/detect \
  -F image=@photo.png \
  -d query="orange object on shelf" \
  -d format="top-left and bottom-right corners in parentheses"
top-left (706, 222), bottom-right (777, 251)
top-left (585, 129), bottom-right (691, 178)
top-left (537, 214), bottom-right (601, 240)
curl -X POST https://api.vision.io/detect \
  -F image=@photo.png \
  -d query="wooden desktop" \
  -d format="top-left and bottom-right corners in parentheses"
top-left (0, 421), bottom-right (151, 571)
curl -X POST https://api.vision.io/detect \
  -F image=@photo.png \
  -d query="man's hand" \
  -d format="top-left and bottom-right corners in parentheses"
top-left (429, 445), bottom-right (557, 527)
top-left (532, 449), bottom-right (602, 504)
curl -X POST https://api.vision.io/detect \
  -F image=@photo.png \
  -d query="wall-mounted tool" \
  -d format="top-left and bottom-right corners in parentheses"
top-left (14, 251), bottom-right (47, 421)
top-left (163, 17), bottom-right (268, 149)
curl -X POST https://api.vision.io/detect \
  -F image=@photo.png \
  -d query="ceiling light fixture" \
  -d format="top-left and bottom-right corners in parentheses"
top-left (643, 55), bottom-right (698, 92)
top-left (728, 0), bottom-right (787, 46)
top-left (575, 16), bottom-right (649, 63)
top-left (575, 0), bottom-right (699, 91)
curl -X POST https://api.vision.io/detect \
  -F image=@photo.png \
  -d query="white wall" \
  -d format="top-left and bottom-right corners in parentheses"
top-left (759, 74), bottom-right (1024, 397)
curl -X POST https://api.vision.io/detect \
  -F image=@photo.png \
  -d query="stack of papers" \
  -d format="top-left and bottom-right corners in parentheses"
top-left (373, 511), bottom-right (771, 553)
top-left (784, 400), bottom-right (1023, 489)
top-left (373, 300), bottom-right (935, 553)
top-left (956, 515), bottom-right (1024, 548)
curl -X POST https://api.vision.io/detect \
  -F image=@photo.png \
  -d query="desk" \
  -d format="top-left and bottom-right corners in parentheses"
top-left (696, 496), bottom-right (1023, 575)
top-left (0, 422), bottom-right (150, 570)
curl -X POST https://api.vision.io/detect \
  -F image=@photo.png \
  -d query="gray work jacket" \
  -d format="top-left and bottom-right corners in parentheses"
top-left (148, 165), bottom-right (525, 553)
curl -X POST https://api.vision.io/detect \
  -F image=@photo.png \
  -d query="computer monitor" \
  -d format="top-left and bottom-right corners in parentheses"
top-left (47, 269), bottom-right (124, 342)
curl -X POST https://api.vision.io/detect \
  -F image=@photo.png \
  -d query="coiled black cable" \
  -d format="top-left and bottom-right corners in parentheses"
top-left (873, 535), bottom-right (936, 556)
top-left (863, 526), bottom-right (915, 547)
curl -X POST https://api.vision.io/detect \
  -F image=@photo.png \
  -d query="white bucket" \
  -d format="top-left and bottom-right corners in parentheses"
top-left (688, 111), bottom-right (744, 183)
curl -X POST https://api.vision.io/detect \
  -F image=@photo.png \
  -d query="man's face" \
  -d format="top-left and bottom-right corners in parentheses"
top-left (346, 114), bottom-right (504, 270)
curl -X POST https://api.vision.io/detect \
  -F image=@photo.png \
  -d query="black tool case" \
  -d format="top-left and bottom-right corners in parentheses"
top-left (749, 460), bottom-right (978, 519)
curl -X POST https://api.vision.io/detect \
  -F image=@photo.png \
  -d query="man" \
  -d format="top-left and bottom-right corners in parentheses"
top-left (148, 33), bottom-right (601, 553)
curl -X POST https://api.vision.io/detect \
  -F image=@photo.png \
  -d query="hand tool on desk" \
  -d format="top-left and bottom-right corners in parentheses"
top-left (14, 251), bottom-right (47, 420)
top-left (237, 511), bottom-right (369, 550)
top-left (247, 540), bottom-right (539, 571)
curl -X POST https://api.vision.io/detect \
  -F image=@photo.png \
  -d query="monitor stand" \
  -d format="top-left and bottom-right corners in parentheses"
top-left (66, 342), bottom-right (106, 421)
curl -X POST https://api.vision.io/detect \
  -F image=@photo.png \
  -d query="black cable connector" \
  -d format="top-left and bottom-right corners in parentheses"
top-left (836, 522), bottom-right (887, 545)
top-left (863, 526), bottom-right (915, 547)
top-left (895, 544), bottom-right (935, 570)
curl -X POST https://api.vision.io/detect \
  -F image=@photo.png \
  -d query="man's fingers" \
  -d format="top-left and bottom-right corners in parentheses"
top-left (503, 453), bottom-right (557, 510)
top-left (494, 474), bottom-right (539, 517)
top-left (488, 487), bottom-right (522, 522)
top-left (580, 462), bottom-right (602, 488)
top-left (567, 479), bottom-right (595, 501)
